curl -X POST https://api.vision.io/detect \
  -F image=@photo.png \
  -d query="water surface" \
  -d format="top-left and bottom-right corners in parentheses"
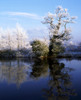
top-left (0, 58), bottom-right (81, 100)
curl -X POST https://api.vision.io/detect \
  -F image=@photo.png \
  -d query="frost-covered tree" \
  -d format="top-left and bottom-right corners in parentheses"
top-left (0, 28), bottom-right (8, 50)
top-left (0, 28), bottom-right (3, 50)
top-left (5, 29), bottom-right (13, 50)
top-left (0, 24), bottom-right (31, 51)
top-left (16, 24), bottom-right (30, 50)
top-left (42, 6), bottom-right (77, 57)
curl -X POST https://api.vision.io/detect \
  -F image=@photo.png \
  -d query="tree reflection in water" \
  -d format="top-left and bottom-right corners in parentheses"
top-left (30, 59), bottom-right (49, 79)
top-left (0, 58), bottom-right (77, 99)
top-left (31, 59), bottom-right (77, 100)
top-left (0, 59), bottom-right (31, 87)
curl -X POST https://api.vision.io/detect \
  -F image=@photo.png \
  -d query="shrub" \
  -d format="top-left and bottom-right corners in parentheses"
top-left (31, 40), bottom-right (49, 58)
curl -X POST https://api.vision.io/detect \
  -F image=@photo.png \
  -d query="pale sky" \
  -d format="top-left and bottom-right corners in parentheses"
top-left (0, 0), bottom-right (81, 42)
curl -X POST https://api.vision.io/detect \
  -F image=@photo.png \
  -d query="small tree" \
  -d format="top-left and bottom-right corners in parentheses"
top-left (31, 40), bottom-right (49, 58)
top-left (42, 6), bottom-right (76, 57)
top-left (6, 29), bottom-right (12, 50)
top-left (16, 24), bottom-right (29, 50)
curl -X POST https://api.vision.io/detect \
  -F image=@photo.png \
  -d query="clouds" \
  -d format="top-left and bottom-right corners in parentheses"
top-left (1, 12), bottom-right (42, 20)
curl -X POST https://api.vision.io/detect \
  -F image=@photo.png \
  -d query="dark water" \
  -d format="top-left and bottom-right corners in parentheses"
top-left (0, 58), bottom-right (81, 100)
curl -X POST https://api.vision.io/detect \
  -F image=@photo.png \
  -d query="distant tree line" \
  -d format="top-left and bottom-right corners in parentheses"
top-left (0, 24), bottom-right (30, 51)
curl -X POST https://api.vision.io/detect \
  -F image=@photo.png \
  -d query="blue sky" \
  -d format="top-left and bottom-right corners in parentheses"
top-left (0, 0), bottom-right (81, 42)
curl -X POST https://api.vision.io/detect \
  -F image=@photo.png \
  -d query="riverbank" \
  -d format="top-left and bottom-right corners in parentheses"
top-left (0, 49), bottom-right (32, 58)
top-left (58, 52), bottom-right (81, 58)
top-left (0, 50), bottom-right (81, 59)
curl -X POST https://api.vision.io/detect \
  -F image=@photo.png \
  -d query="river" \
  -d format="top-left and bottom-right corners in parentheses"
top-left (0, 58), bottom-right (81, 100)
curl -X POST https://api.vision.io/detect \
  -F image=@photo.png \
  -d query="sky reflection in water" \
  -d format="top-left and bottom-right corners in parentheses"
top-left (0, 59), bottom-right (81, 100)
